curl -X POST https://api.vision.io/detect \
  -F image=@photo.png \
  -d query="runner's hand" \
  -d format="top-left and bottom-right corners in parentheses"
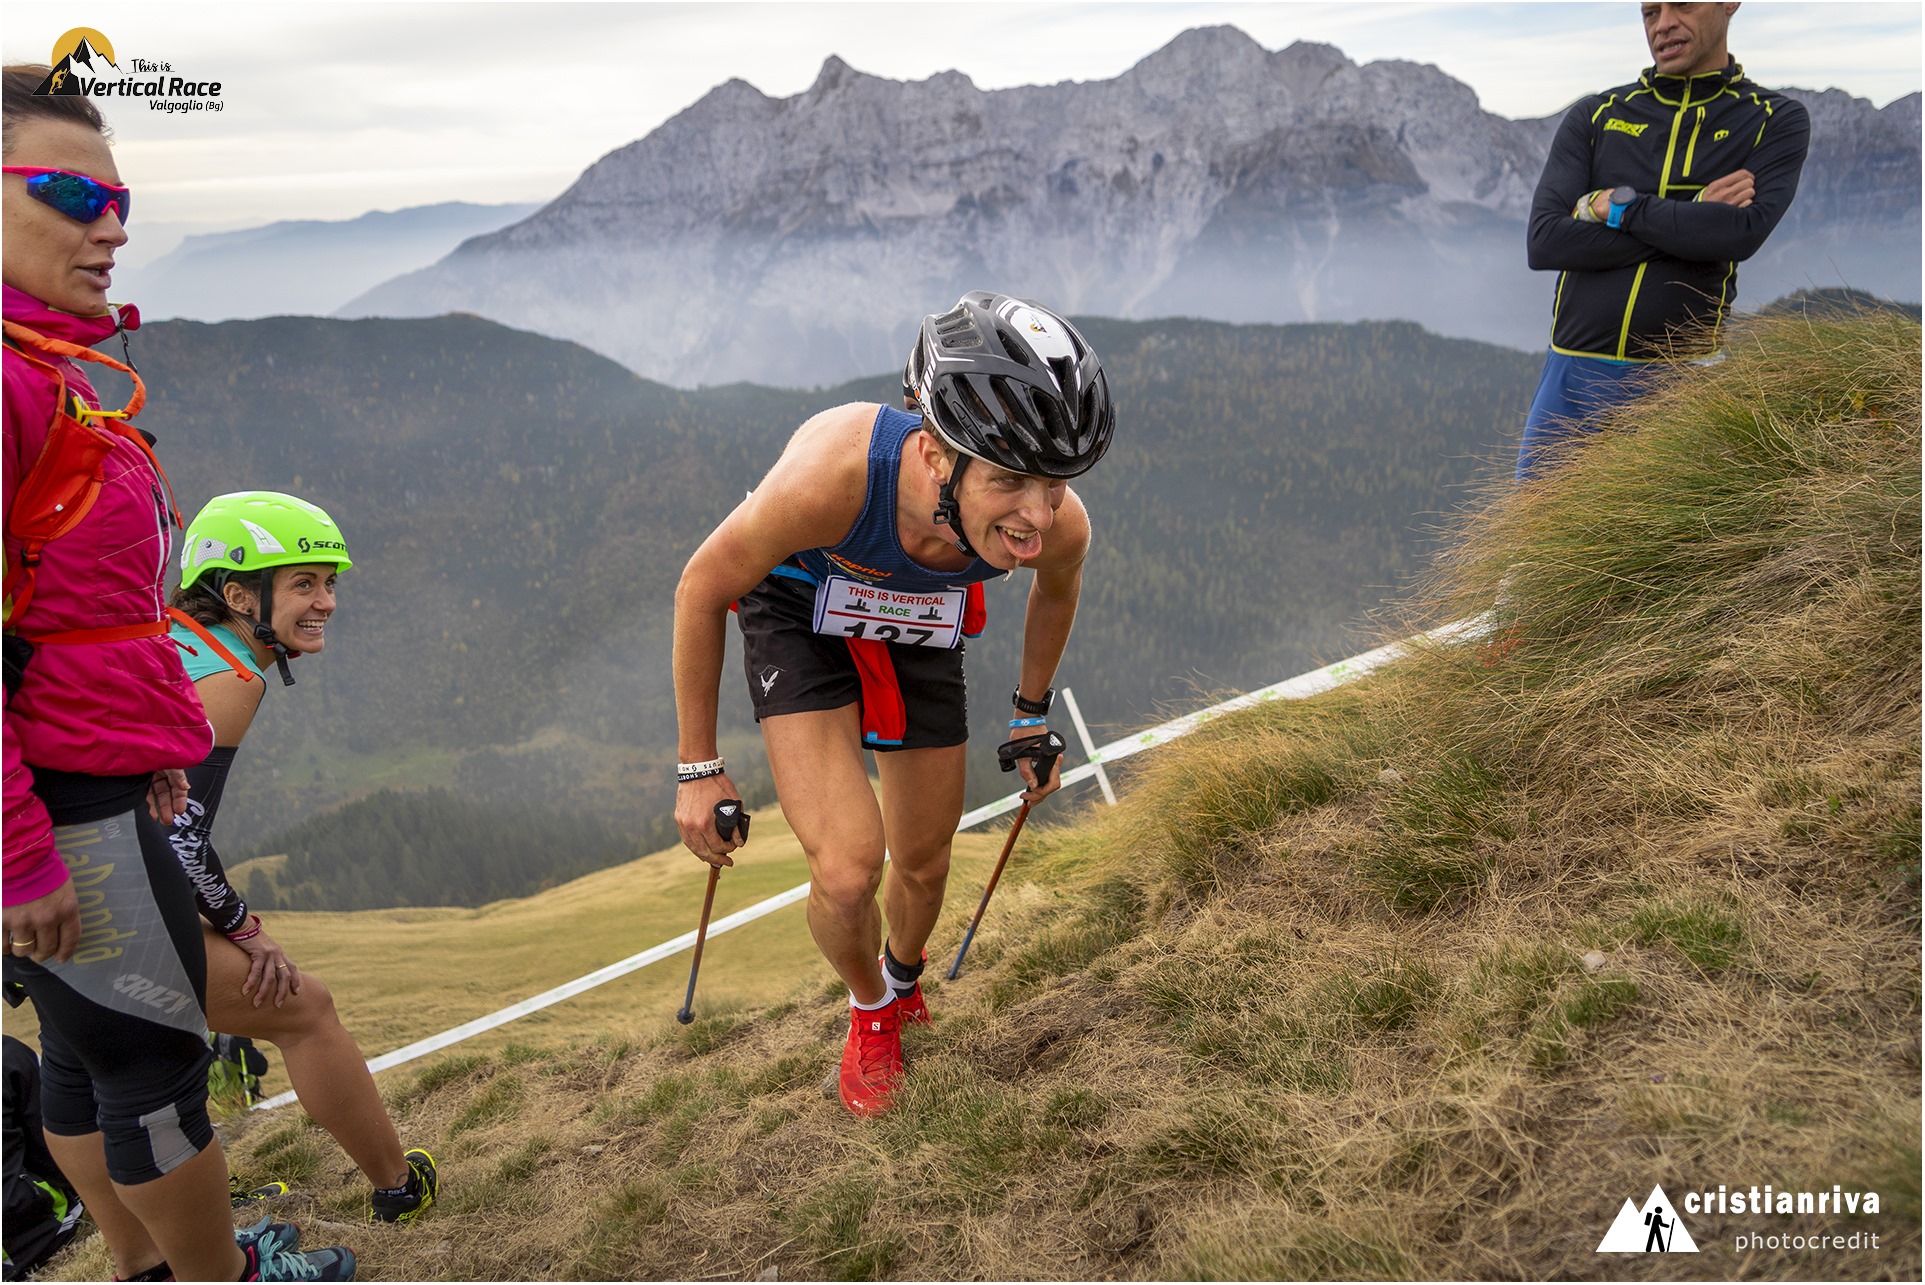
top-left (4, 879), bottom-right (81, 964)
top-left (677, 773), bottom-right (746, 868)
top-left (1699, 169), bottom-right (1755, 207)
top-left (1015, 725), bottom-right (1065, 803)
top-left (233, 927), bottom-right (302, 1008)
top-left (146, 769), bottom-right (189, 824)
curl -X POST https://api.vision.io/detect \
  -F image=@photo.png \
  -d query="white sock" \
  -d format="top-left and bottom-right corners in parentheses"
top-left (850, 988), bottom-right (895, 1012)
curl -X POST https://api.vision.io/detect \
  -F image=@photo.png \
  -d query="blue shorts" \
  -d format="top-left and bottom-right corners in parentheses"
top-left (1517, 349), bottom-right (1657, 481)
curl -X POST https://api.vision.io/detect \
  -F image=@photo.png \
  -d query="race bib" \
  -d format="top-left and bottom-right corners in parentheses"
top-left (812, 576), bottom-right (966, 649)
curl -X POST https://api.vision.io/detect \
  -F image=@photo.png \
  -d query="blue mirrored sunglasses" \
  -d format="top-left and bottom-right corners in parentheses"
top-left (2, 166), bottom-right (131, 225)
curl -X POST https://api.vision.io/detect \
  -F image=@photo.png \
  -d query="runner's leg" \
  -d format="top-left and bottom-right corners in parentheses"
top-left (112, 1138), bottom-right (244, 1281)
top-left (12, 791), bottom-right (246, 1283)
top-left (873, 743), bottom-right (967, 965)
top-left (203, 926), bottom-right (410, 1189)
top-left (761, 704), bottom-right (890, 1005)
top-left (42, 1128), bottom-right (166, 1278)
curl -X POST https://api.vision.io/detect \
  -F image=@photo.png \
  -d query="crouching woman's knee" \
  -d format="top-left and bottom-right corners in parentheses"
top-left (233, 970), bottom-right (341, 1045)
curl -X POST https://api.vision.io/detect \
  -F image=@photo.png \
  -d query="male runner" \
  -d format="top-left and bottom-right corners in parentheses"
top-left (671, 291), bottom-right (1114, 1115)
top-left (1519, 2), bottom-right (1808, 478)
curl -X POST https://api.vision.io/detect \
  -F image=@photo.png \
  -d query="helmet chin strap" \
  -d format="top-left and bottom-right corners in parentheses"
top-left (932, 454), bottom-right (980, 559)
top-left (231, 574), bottom-right (296, 686)
top-left (249, 620), bottom-right (296, 687)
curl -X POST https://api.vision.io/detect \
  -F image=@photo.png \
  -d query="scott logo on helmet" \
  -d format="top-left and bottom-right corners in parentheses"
top-left (297, 537), bottom-right (347, 554)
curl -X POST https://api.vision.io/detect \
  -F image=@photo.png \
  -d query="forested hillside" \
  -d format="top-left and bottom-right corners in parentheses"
top-left (96, 313), bottom-right (1539, 897)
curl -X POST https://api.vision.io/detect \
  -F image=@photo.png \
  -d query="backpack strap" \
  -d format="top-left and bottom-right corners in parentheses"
top-left (1, 319), bottom-right (177, 524)
top-left (19, 619), bottom-right (166, 645)
top-left (2, 345), bottom-right (103, 625)
top-left (1, 319), bottom-right (145, 417)
top-left (166, 608), bottom-right (261, 683)
top-left (3, 320), bottom-right (179, 631)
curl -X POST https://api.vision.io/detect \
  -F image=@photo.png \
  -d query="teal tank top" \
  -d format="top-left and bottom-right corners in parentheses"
top-left (169, 619), bottom-right (267, 683)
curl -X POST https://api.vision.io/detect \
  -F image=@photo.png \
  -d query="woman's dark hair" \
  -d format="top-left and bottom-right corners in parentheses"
top-left (170, 572), bottom-right (263, 631)
top-left (2, 66), bottom-right (109, 156)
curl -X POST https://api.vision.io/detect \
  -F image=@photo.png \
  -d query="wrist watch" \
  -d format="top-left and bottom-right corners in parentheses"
top-left (1011, 685), bottom-right (1055, 717)
top-left (1606, 185), bottom-right (1637, 229)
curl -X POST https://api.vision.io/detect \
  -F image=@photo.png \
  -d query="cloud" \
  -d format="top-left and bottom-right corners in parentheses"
top-left (4, 0), bottom-right (1915, 227)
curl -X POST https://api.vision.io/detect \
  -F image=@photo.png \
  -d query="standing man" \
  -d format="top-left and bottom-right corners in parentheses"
top-left (671, 292), bottom-right (1113, 1116)
top-left (1519, 2), bottom-right (1808, 479)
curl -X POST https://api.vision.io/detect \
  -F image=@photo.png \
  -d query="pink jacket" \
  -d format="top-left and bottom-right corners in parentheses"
top-left (3, 286), bottom-right (212, 905)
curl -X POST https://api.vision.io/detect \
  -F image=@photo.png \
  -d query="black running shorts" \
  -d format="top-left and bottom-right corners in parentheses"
top-left (4, 771), bottom-right (215, 1185)
top-left (736, 569), bottom-right (968, 751)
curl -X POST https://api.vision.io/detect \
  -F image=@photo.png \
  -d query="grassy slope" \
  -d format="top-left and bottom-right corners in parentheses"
top-left (33, 312), bottom-right (1921, 1282)
top-left (3, 803), bottom-right (1006, 1079)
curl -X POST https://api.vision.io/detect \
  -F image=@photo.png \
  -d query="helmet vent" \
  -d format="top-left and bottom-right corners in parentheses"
top-left (996, 329), bottom-right (1033, 366)
top-left (1032, 386), bottom-right (1073, 446)
top-left (989, 378), bottom-right (1032, 434)
top-left (942, 335), bottom-right (984, 350)
top-left (956, 380), bottom-right (998, 429)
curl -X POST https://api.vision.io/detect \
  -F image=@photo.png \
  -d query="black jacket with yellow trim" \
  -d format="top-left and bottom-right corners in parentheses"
top-left (1527, 59), bottom-right (1809, 361)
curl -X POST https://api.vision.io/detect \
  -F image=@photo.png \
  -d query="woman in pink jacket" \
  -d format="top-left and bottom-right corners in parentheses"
top-left (2, 67), bottom-right (353, 1281)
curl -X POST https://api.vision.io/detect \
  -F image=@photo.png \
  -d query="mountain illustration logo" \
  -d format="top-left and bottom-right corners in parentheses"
top-left (33, 29), bottom-right (118, 96)
top-left (1597, 1184), bottom-right (1699, 1253)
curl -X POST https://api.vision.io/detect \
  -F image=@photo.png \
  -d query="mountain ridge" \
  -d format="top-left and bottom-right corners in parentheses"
top-left (342, 26), bottom-right (1917, 387)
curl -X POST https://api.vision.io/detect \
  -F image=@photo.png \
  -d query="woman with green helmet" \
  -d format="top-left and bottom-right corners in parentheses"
top-left (161, 491), bottom-right (437, 1224)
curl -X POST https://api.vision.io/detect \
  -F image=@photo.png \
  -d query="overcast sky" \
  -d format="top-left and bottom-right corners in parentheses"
top-left (5, 0), bottom-right (1918, 241)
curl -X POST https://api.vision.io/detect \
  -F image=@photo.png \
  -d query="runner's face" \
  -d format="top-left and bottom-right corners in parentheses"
top-left (267, 564), bottom-right (339, 655)
top-left (965, 463), bottom-right (1066, 569)
top-left (1, 118), bottom-right (126, 316)
top-left (1642, 3), bottom-right (1737, 77)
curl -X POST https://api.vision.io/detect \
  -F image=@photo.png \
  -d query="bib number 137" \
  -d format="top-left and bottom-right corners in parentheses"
top-left (812, 576), bottom-right (965, 649)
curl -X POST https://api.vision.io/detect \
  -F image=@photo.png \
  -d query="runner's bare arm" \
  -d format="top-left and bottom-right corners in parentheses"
top-left (1011, 490), bottom-right (1089, 799)
top-left (1018, 487), bottom-right (1090, 697)
top-left (672, 403), bottom-right (875, 751)
top-left (670, 403), bottom-right (876, 859)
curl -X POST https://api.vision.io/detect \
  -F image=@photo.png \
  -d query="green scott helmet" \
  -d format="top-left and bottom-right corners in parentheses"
top-left (179, 491), bottom-right (352, 592)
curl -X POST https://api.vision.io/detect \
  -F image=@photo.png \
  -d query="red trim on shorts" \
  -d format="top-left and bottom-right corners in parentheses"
top-left (846, 637), bottom-right (908, 745)
top-left (963, 582), bottom-right (987, 638)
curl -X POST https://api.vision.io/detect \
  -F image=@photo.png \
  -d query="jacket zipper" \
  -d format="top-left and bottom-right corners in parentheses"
top-left (1683, 106), bottom-right (1706, 177)
top-left (1619, 90), bottom-right (1694, 358)
top-left (151, 483), bottom-right (170, 617)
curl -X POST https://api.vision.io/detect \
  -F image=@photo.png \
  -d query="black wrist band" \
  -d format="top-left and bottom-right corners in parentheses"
top-left (1011, 685), bottom-right (1055, 717)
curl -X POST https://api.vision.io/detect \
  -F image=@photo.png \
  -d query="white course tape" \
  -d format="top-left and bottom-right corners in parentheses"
top-left (253, 616), bottom-right (1481, 1110)
top-left (249, 883), bottom-right (810, 1111)
top-left (951, 615), bottom-right (1484, 832)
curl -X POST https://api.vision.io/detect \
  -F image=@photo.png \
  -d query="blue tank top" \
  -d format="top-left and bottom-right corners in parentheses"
top-left (785, 405), bottom-right (1003, 593)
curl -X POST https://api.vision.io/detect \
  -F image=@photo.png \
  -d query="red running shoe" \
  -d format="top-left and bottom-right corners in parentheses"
top-left (838, 1000), bottom-right (903, 1116)
top-left (881, 950), bottom-right (932, 1025)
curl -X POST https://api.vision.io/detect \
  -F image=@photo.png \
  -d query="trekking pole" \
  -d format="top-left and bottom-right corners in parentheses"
top-left (676, 800), bottom-right (748, 1024)
top-left (946, 730), bottom-right (1063, 980)
top-left (945, 800), bottom-right (1030, 980)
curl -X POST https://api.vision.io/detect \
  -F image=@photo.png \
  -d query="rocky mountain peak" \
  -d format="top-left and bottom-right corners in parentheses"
top-left (344, 24), bottom-right (1920, 389)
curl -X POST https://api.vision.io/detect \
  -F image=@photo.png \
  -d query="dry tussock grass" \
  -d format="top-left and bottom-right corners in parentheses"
top-left (46, 313), bottom-right (1917, 1281)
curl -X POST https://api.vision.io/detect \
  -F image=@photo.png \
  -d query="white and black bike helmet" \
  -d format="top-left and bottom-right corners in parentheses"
top-left (903, 291), bottom-right (1115, 554)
